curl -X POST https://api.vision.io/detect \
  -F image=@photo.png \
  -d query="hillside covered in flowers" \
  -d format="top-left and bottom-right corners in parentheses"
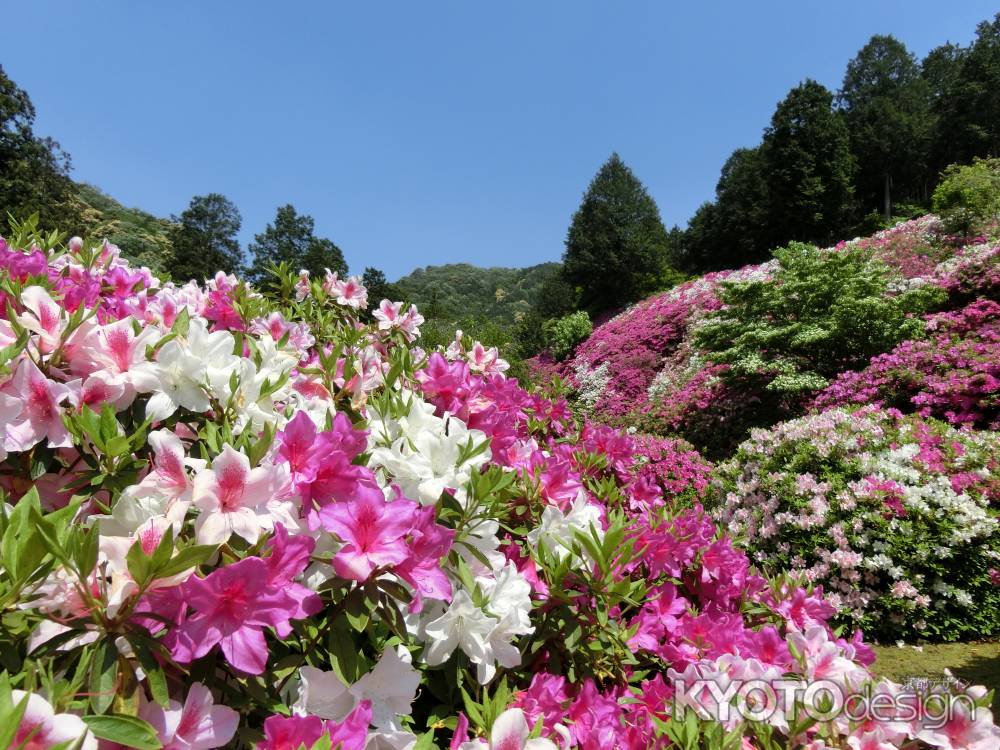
top-left (0, 213), bottom-right (997, 749)
top-left (532, 212), bottom-right (1000, 647)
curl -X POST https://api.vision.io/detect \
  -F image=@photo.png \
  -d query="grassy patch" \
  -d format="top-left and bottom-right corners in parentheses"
top-left (872, 641), bottom-right (1000, 712)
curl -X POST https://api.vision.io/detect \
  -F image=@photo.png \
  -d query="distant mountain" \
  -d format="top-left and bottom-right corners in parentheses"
top-left (73, 183), bottom-right (174, 273)
top-left (394, 262), bottom-right (561, 324)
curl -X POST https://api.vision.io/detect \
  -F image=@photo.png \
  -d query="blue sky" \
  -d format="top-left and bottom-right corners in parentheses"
top-left (4, 2), bottom-right (996, 279)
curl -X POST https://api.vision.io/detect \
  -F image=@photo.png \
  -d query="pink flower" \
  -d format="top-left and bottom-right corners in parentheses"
top-left (140, 682), bottom-right (239, 750)
top-left (3, 358), bottom-right (73, 451)
top-left (9, 690), bottom-right (97, 750)
top-left (916, 702), bottom-right (1000, 750)
top-left (171, 556), bottom-right (299, 675)
top-left (17, 286), bottom-right (65, 353)
top-left (258, 701), bottom-right (372, 750)
top-left (263, 524), bottom-right (323, 636)
top-left (321, 493), bottom-right (417, 581)
top-left (192, 444), bottom-right (294, 545)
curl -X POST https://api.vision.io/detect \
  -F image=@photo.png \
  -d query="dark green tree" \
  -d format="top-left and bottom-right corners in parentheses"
top-left (760, 80), bottom-right (857, 247)
top-left (922, 42), bottom-right (968, 178)
top-left (248, 204), bottom-right (347, 285)
top-left (0, 65), bottom-right (80, 234)
top-left (838, 35), bottom-right (931, 218)
top-left (947, 14), bottom-right (1000, 163)
top-left (562, 153), bottom-right (673, 314)
top-left (167, 193), bottom-right (243, 281)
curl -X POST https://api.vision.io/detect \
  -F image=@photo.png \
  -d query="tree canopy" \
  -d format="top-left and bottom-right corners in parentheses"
top-left (168, 193), bottom-right (243, 282)
top-left (562, 153), bottom-right (673, 314)
top-left (247, 204), bottom-right (347, 285)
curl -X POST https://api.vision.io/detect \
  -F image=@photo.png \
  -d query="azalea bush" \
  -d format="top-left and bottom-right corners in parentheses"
top-left (713, 406), bottom-right (1000, 642)
top-left (813, 299), bottom-right (1000, 429)
top-left (0, 223), bottom-right (996, 750)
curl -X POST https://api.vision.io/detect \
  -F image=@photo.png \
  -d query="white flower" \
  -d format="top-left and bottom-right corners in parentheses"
top-left (527, 495), bottom-right (603, 564)
top-left (423, 590), bottom-right (497, 670)
top-left (350, 646), bottom-right (420, 730)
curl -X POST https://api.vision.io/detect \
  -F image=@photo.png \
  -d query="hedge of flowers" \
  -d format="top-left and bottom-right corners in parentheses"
top-left (1, 227), bottom-right (997, 749)
top-left (813, 299), bottom-right (1000, 429)
top-left (713, 405), bottom-right (1000, 642)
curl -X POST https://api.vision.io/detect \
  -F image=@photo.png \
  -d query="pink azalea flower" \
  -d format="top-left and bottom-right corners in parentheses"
top-left (74, 318), bottom-right (160, 402)
top-left (322, 493), bottom-right (417, 581)
top-left (373, 300), bottom-right (402, 330)
top-left (17, 286), bottom-right (65, 353)
top-left (394, 505), bottom-right (454, 612)
top-left (3, 358), bottom-right (73, 451)
top-left (192, 444), bottom-right (294, 545)
top-left (140, 682), bottom-right (239, 750)
top-left (10, 690), bottom-right (97, 750)
top-left (263, 524), bottom-right (323, 636)
top-left (258, 701), bottom-right (372, 750)
top-left (171, 556), bottom-right (298, 675)
top-left (916, 702), bottom-right (1000, 750)
top-left (133, 428), bottom-right (205, 509)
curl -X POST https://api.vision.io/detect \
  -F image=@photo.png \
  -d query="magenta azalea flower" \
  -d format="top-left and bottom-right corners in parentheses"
top-left (322, 494), bottom-right (417, 581)
top-left (171, 557), bottom-right (298, 675)
top-left (258, 701), bottom-right (372, 750)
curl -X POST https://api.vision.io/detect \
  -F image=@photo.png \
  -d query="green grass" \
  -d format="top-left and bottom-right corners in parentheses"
top-left (872, 641), bottom-right (1000, 712)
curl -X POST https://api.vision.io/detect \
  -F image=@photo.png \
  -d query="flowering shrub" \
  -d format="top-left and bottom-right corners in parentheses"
top-left (541, 311), bottom-right (591, 361)
top-left (932, 157), bottom-right (1000, 236)
top-left (814, 299), bottom-right (1000, 429)
top-left (714, 406), bottom-right (1000, 642)
top-left (695, 243), bottom-right (945, 395)
top-left (0, 224), bottom-right (995, 750)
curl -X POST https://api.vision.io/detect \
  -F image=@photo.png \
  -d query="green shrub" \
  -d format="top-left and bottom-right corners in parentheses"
top-left (932, 157), bottom-right (1000, 236)
top-left (542, 310), bottom-right (593, 360)
top-left (695, 242), bottom-right (945, 395)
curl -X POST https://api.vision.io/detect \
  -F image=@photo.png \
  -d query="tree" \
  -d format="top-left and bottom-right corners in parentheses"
top-left (922, 42), bottom-right (968, 179)
top-left (247, 204), bottom-right (347, 285)
top-left (167, 193), bottom-right (243, 281)
top-left (760, 80), bottom-right (856, 247)
top-left (0, 65), bottom-right (80, 234)
top-left (562, 153), bottom-right (673, 314)
top-left (838, 35), bottom-right (931, 218)
top-left (948, 14), bottom-right (1000, 163)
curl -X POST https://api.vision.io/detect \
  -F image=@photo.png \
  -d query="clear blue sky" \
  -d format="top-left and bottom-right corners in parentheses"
top-left (4, 2), bottom-right (996, 279)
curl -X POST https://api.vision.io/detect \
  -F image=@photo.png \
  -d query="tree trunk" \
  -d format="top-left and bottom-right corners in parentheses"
top-left (883, 173), bottom-right (892, 222)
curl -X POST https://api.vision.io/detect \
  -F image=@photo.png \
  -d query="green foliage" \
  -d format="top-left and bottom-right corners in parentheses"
top-left (542, 311), bottom-right (592, 360)
top-left (760, 80), bottom-right (857, 248)
top-left (679, 148), bottom-right (770, 272)
top-left (395, 262), bottom-right (561, 326)
top-left (248, 204), bottom-right (347, 286)
top-left (932, 157), bottom-right (1000, 235)
top-left (0, 65), bottom-right (82, 236)
top-left (73, 184), bottom-right (174, 273)
top-left (839, 35), bottom-right (932, 218)
top-left (696, 243), bottom-right (945, 395)
top-left (167, 193), bottom-right (243, 282)
top-left (562, 153), bottom-right (675, 314)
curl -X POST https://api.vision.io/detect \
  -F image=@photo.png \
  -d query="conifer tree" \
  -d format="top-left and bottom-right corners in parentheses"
top-left (562, 153), bottom-right (672, 314)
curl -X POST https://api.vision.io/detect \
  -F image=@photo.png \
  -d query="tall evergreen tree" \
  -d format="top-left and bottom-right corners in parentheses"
top-left (0, 65), bottom-right (80, 234)
top-left (761, 80), bottom-right (856, 247)
top-left (922, 42), bottom-right (968, 178)
top-left (838, 35), bottom-right (931, 218)
top-left (248, 204), bottom-right (347, 285)
top-left (167, 193), bottom-right (243, 281)
top-left (562, 153), bottom-right (672, 314)
top-left (947, 13), bottom-right (1000, 162)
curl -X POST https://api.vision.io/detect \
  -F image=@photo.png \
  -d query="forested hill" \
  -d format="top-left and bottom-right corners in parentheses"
top-left (394, 261), bottom-right (561, 324)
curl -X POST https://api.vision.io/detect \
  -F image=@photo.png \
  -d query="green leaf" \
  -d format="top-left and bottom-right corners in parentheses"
top-left (81, 715), bottom-right (162, 750)
top-left (90, 638), bottom-right (119, 714)
top-left (155, 544), bottom-right (217, 579)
